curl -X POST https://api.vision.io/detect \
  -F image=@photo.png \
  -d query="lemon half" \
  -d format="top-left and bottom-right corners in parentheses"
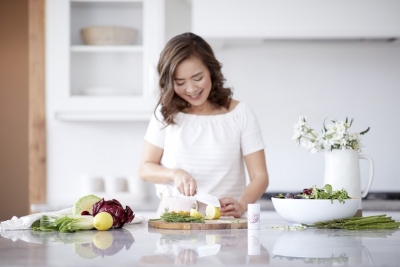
top-left (205, 205), bottom-right (221, 220)
top-left (190, 208), bottom-right (203, 219)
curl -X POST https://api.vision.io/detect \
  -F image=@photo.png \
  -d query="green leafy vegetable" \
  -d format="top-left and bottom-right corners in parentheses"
top-left (301, 185), bottom-right (350, 203)
top-left (274, 184), bottom-right (351, 203)
top-left (304, 214), bottom-right (400, 230)
top-left (33, 215), bottom-right (94, 232)
top-left (73, 194), bottom-right (101, 215)
top-left (31, 219), bottom-right (41, 228)
top-left (324, 184), bottom-right (332, 194)
top-left (157, 209), bottom-right (204, 223)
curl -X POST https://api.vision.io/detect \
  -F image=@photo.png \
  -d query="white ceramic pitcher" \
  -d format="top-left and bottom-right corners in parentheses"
top-left (324, 149), bottom-right (374, 213)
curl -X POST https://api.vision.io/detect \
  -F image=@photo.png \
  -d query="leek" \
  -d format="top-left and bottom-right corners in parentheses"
top-left (33, 214), bottom-right (94, 232)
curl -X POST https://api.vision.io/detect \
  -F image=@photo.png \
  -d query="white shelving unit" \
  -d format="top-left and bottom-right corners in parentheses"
top-left (46, 0), bottom-right (164, 121)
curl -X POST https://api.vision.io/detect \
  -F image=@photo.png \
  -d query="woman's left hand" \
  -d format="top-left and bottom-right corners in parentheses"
top-left (219, 197), bottom-right (246, 218)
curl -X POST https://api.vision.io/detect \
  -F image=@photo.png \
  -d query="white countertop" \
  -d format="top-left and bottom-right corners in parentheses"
top-left (1, 211), bottom-right (400, 267)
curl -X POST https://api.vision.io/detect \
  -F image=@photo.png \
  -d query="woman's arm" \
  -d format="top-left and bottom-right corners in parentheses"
top-left (138, 141), bottom-right (172, 183)
top-left (219, 149), bottom-right (269, 217)
top-left (138, 141), bottom-right (197, 196)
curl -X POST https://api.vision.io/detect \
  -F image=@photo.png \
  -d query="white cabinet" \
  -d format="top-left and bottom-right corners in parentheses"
top-left (46, 0), bottom-right (165, 121)
top-left (192, 0), bottom-right (400, 40)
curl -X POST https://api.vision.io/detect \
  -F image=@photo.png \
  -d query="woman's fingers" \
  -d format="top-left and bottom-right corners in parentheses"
top-left (184, 184), bottom-right (191, 196)
top-left (219, 197), bottom-right (245, 218)
top-left (219, 197), bottom-right (235, 210)
top-left (189, 181), bottom-right (197, 196)
top-left (173, 169), bottom-right (197, 196)
top-left (177, 181), bottom-right (197, 196)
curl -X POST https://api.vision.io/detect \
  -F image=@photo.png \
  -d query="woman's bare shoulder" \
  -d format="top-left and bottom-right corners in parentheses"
top-left (229, 99), bottom-right (240, 111)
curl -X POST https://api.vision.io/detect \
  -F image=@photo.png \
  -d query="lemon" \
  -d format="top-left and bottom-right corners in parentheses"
top-left (190, 208), bottom-right (203, 219)
top-left (92, 231), bottom-right (114, 250)
top-left (205, 205), bottom-right (221, 219)
top-left (93, 212), bottom-right (113, 231)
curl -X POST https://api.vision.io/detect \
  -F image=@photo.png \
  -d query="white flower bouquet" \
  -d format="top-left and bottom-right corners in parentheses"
top-left (292, 116), bottom-right (370, 153)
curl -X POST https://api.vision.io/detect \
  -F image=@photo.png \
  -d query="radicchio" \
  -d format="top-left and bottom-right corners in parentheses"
top-left (92, 198), bottom-right (135, 228)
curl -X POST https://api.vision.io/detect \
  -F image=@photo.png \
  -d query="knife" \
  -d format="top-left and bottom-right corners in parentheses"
top-left (170, 187), bottom-right (221, 207)
top-left (195, 191), bottom-right (221, 207)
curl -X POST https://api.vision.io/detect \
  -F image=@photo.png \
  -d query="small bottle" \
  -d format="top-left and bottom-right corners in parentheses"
top-left (247, 203), bottom-right (260, 230)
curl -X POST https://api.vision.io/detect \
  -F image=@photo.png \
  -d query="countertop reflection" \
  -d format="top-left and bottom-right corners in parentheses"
top-left (1, 211), bottom-right (399, 267)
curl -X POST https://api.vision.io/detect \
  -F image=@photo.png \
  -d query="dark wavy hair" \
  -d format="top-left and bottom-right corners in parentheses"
top-left (155, 32), bottom-right (232, 126)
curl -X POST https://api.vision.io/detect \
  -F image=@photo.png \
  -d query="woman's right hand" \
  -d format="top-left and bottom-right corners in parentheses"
top-left (172, 169), bottom-right (197, 196)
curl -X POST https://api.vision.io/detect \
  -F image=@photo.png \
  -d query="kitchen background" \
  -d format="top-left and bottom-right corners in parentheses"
top-left (1, 0), bottom-right (399, 220)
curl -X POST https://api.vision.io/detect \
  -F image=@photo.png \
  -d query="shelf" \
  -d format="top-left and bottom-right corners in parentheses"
top-left (71, 0), bottom-right (143, 2)
top-left (55, 111), bottom-right (152, 121)
top-left (71, 45), bottom-right (144, 52)
top-left (47, 0), bottom-right (162, 120)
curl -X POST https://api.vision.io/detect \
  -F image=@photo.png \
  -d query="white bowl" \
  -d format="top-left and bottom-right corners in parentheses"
top-left (271, 197), bottom-right (360, 225)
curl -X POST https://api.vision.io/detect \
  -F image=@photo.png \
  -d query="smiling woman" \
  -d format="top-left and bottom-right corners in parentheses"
top-left (138, 32), bottom-right (269, 218)
top-left (173, 57), bottom-right (213, 111)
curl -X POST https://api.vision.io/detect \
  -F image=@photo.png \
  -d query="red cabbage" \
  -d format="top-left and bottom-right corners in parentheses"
top-left (92, 198), bottom-right (135, 228)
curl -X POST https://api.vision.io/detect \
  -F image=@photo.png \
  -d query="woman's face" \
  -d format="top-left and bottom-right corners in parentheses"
top-left (173, 57), bottom-right (212, 108)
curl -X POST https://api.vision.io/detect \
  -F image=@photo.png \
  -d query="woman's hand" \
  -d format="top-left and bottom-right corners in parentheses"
top-left (172, 169), bottom-right (197, 196)
top-left (219, 197), bottom-right (246, 218)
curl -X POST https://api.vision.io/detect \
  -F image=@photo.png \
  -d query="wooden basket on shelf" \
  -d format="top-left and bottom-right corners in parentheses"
top-left (81, 26), bottom-right (138, 45)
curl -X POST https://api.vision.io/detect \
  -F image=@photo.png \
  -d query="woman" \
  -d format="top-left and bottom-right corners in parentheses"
top-left (138, 32), bottom-right (269, 218)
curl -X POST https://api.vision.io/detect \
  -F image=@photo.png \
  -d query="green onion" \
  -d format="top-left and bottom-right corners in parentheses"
top-left (157, 209), bottom-right (204, 223)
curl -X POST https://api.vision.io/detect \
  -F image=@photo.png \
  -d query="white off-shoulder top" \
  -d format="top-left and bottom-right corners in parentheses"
top-left (144, 102), bottom-right (265, 200)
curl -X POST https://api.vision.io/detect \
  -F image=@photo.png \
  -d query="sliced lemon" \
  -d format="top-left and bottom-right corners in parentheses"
top-left (206, 205), bottom-right (221, 220)
top-left (93, 212), bottom-right (113, 231)
top-left (190, 208), bottom-right (203, 219)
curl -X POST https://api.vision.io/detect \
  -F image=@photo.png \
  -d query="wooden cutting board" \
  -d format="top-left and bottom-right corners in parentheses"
top-left (148, 217), bottom-right (248, 230)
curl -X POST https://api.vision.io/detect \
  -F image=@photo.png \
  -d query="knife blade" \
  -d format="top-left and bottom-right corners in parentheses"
top-left (195, 191), bottom-right (221, 207)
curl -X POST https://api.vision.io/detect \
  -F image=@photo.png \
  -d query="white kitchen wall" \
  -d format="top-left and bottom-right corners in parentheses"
top-left (46, 1), bottom-right (400, 208)
top-left (46, 120), bottom-right (154, 207)
top-left (214, 40), bottom-right (400, 193)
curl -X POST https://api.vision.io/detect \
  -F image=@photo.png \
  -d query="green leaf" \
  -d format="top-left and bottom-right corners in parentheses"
top-left (160, 211), bottom-right (204, 223)
top-left (360, 127), bottom-right (370, 135)
top-left (31, 219), bottom-right (41, 228)
top-left (324, 184), bottom-right (333, 194)
top-left (323, 117), bottom-right (328, 132)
